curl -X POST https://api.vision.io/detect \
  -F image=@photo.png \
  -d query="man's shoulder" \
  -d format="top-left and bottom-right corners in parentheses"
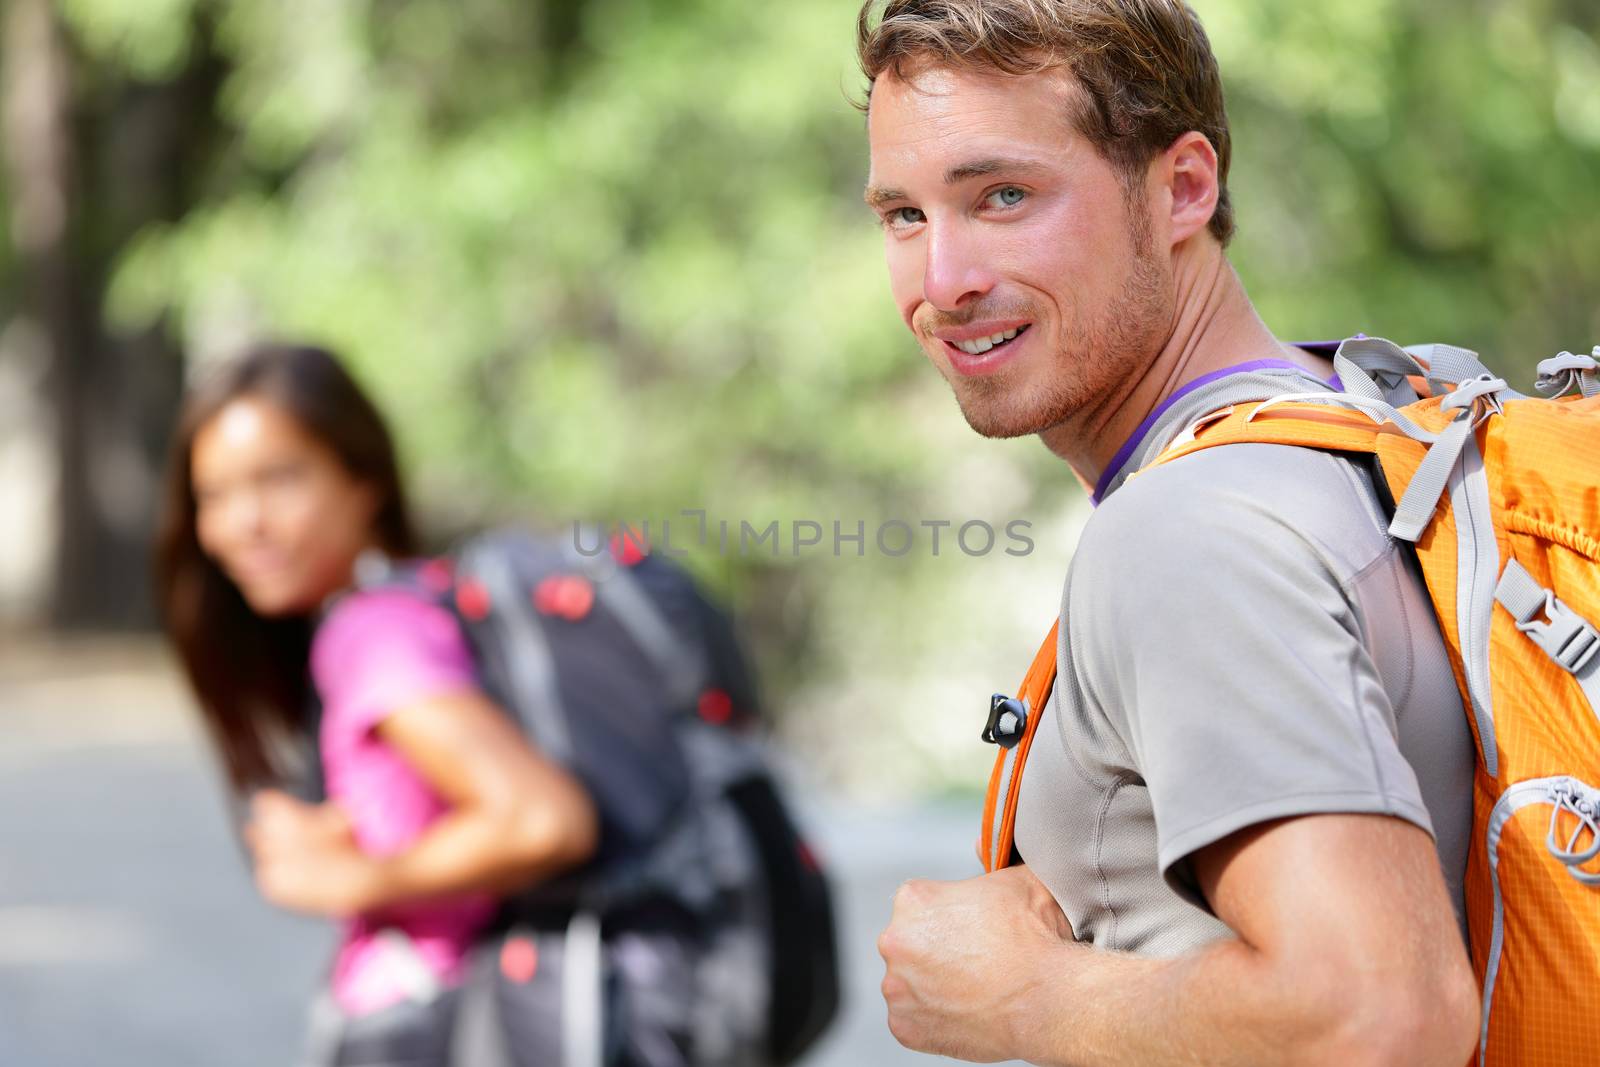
top-left (1076, 442), bottom-right (1388, 580)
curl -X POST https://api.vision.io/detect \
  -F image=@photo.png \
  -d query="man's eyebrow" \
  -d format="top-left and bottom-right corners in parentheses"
top-left (863, 183), bottom-right (907, 208)
top-left (864, 157), bottom-right (1053, 207)
top-left (943, 157), bottom-right (1051, 184)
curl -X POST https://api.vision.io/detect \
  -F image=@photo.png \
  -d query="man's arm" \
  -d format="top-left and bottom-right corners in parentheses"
top-left (879, 812), bottom-right (1478, 1067)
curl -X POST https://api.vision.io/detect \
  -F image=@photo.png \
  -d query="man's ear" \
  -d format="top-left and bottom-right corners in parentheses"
top-left (1159, 131), bottom-right (1220, 247)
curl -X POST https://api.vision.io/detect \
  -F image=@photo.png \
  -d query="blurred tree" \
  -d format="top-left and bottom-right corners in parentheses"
top-left (93, 0), bottom-right (954, 701)
top-left (1213, 0), bottom-right (1600, 366)
top-left (2, 0), bottom-right (224, 627)
top-left (2, 0), bottom-right (1596, 788)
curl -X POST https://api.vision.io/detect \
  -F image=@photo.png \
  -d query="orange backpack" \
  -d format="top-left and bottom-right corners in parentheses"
top-left (979, 337), bottom-right (1600, 1065)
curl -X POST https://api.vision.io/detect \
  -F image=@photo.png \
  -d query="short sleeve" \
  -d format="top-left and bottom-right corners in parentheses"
top-left (311, 590), bottom-right (480, 739)
top-left (1068, 453), bottom-right (1435, 880)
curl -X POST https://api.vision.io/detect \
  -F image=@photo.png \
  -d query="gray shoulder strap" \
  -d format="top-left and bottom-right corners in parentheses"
top-left (461, 541), bottom-right (575, 763)
top-left (1404, 342), bottom-right (1495, 392)
top-left (593, 562), bottom-right (709, 709)
top-left (1334, 336), bottom-right (1499, 406)
top-left (450, 942), bottom-right (515, 1067)
top-left (562, 911), bottom-right (606, 1067)
top-left (1336, 336), bottom-right (1426, 404)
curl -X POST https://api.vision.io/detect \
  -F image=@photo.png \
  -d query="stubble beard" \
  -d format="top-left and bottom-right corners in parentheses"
top-left (948, 231), bottom-right (1172, 441)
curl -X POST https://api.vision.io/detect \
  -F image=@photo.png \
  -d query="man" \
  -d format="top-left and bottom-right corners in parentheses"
top-left (859, 2), bottom-right (1481, 1064)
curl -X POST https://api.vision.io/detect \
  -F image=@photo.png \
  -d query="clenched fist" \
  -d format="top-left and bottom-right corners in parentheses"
top-left (879, 864), bottom-right (1075, 1063)
top-left (243, 789), bottom-right (381, 918)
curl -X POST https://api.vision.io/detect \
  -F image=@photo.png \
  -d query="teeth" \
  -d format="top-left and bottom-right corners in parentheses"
top-left (955, 326), bottom-right (1024, 356)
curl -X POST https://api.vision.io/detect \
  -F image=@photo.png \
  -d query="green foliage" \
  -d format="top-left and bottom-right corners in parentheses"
top-left (58, 0), bottom-right (201, 80)
top-left (1211, 0), bottom-right (1600, 370)
top-left (59, 0), bottom-right (1600, 789)
top-left (107, 0), bottom-right (938, 534)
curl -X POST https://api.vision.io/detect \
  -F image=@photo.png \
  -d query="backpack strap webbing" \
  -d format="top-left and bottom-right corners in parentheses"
top-left (457, 542), bottom-right (577, 764)
top-left (979, 619), bottom-right (1060, 873)
top-left (590, 560), bottom-right (709, 711)
top-left (1154, 400), bottom-right (1387, 466)
top-left (1147, 399), bottom-right (1453, 543)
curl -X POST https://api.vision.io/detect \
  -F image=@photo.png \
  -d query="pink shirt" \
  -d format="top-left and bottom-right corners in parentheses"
top-left (311, 589), bottom-right (498, 1016)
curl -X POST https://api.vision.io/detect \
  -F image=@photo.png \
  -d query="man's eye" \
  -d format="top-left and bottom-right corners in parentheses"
top-left (985, 186), bottom-right (1026, 208)
top-left (886, 206), bottom-right (926, 228)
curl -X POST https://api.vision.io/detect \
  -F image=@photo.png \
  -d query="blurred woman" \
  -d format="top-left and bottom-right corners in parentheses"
top-left (155, 342), bottom-right (598, 1066)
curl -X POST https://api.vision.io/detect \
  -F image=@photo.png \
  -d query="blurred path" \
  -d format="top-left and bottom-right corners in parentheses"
top-left (0, 640), bottom-right (1020, 1067)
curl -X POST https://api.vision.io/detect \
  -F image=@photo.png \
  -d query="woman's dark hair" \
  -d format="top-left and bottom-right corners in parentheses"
top-left (155, 343), bottom-right (418, 795)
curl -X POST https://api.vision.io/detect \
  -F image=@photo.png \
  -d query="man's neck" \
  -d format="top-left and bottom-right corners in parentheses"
top-left (1039, 243), bottom-right (1329, 491)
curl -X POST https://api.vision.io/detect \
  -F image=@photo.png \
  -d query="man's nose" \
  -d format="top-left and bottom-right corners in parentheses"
top-left (922, 221), bottom-right (996, 312)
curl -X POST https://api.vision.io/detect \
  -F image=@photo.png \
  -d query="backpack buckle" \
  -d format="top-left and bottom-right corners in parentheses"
top-left (981, 693), bottom-right (1028, 750)
top-left (1517, 591), bottom-right (1600, 675)
top-left (1536, 350), bottom-right (1600, 398)
top-left (1440, 373), bottom-right (1507, 419)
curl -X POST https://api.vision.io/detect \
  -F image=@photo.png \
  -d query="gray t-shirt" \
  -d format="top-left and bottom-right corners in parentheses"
top-left (1013, 369), bottom-right (1474, 954)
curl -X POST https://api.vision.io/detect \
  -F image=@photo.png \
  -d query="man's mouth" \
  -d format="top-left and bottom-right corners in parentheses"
top-left (950, 324), bottom-right (1030, 356)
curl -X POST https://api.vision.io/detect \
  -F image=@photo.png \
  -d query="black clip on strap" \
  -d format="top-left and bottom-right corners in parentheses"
top-left (981, 693), bottom-right (1028, 750)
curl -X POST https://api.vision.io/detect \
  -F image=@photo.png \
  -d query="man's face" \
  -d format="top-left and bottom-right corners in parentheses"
top-left (865, 64), bottom-right (1173, 439)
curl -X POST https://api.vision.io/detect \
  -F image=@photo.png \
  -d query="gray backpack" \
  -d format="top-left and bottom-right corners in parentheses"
top-left (350, 528), bottom-right (839, 1067)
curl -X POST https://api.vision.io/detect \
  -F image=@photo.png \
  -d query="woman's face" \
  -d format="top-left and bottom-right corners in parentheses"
top-left (191, 396), bottom-right (381, 616)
